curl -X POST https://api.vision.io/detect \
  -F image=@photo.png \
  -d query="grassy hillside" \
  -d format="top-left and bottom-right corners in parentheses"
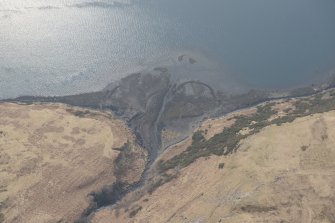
top-left (92, 90), bottom-right (335, 223)
top-left (0, 103), bottom-right (146, 223)
top-left (159, 89), bottom-right (335, 173)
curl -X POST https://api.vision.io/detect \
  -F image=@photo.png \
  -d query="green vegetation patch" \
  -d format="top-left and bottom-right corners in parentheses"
top-left (218, 163), bottom-right (225, 169)
top-left (66, 108), bottom-right (113, 119)
top-left (147, 173), bottom-right (177, 194)
top-left (129, 206), bottom-right (143, 218)
top-left (66, 109), bottom-right (92, 117)
top-left (158, 103), bottom-right (276, 173)
top-left (114, 142), bottom-right (137, 180)
top-left (158, 90), bottom-right (335, 174)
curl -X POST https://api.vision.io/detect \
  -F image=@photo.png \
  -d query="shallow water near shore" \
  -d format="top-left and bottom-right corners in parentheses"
top-left (1, 0), bottom-right (335, 99)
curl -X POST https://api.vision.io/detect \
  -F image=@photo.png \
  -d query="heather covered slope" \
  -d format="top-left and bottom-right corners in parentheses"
top-left (92, 91), bottom-right (335, 223)
top-left (4, 76), bottom-right (335, 222)
top-left (0, 103), bottom-right (146, 223)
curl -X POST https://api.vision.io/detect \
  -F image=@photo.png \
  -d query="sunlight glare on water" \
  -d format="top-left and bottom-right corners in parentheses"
top-left (1, 0), bottom-right (335, 98)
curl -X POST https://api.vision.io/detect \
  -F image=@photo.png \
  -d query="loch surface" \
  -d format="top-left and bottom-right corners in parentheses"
top-left (1, 0), bottom-right (335, 98)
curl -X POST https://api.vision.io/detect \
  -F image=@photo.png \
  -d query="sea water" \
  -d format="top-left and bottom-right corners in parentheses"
top-left (1, 0), bottom-right (335, 98)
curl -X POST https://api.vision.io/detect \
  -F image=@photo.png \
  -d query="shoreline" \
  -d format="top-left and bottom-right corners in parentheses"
top-left (1, 82), bottom-right (335, 222)
top-left (1, 72), bottom-right (335, 221)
